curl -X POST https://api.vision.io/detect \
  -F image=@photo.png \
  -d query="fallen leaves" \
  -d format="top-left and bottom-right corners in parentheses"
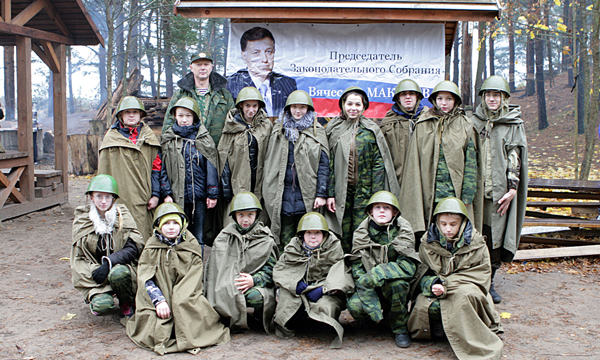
top-left (500, 312), bottom-right (512, 319)
top-left (60, 313), bottom-right (76, 321)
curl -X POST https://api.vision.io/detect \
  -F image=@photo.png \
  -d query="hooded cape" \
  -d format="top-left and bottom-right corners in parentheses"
top-left (273, 232), bottom-right (353, 348)
top-left (160, 123), bottom-right (219, 208)
top-left (71, 203), bottom-right (144, 302)
top-left (399, 109), bottom-right (483, 235)
top-left (126, 229), bottom-right (230, 355)
top-left (262, 115), bottom-right (329, 244)
top-left (98, 122), bottom-right (160, 239)
top-left (472, 104), bottom-right (528, 262)
top-left (217, 108), bottom-right (273, 202)
top-left (408, 222), bottom-right (503, 360)
top-left (204, 222), bottom-right (279, 333)
top-left (325, 115), bottom-right (400, 234)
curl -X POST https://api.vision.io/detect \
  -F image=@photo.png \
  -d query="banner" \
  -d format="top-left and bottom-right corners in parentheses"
top-left (226, 23), bottom-right (445, 118)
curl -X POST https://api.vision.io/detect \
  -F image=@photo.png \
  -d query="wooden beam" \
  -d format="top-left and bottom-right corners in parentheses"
top-left (520, 236), bottom-right (600, 247)
top-left (0, 21), bottom-right (74, 45)
top-left (32, 41), bottom-right (58, 73)
top-left (2, 0), bottom-right (11, 22)
top-left (0, 192), bottom-right (68, 221)
top-left (40, 0), bottom-right (71, 37)
top-left (42, 41), bottom-right (59, 72)
top-left (11, 0), bottom-right (45, 27)
top-left (16, 35), bottom-right (34, 202)
top-left (0, 167), bottom-right (27, 206)
top-left (53, 43), bottom-right (68, 195)
top-left (513, 245), bottom-right (600, 261)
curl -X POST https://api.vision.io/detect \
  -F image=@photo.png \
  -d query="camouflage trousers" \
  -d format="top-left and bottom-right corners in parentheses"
top-left (244, 287), bottom-right (264, 309)
top-left (341, 186), bottom-right (368, 254)
top-left (89, 264), bottom-right (134, 315)
top-left (279, 213), bottom-right (304, 253)
top-left (427, 299), bottom-right (442, 323)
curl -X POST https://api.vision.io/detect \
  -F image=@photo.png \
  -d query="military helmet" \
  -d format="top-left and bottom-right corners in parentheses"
top-left (479, 75), bottom-right (510, 97)
top-left (116, 96), bottom-right (147, 119)
top-left (190, 50), bottom-right (213, 63)
top-left (428, 81), bottom-right (462, 107)
top-left (170, 97), bottom-right (200, 120)
top-left (229, 191), bottom-right (262, 216)
top-left (86, 174), bottom-right (119, 198)
top-left (339, 86), bottom-right (369, 111)
top-left (235, 87), bottom-right (265, 109)
top-left (297, 212), bottom-right (329, 234)
top-left (365, 191), bottom-right (400, 215)
top-left (393, 79), bottom-right (423, 102)
top-left (153, 202), bottom-right (188, 228)
top-left (285, 90), bottom-right (314, 112)
top-left (433, 197), bottom-right (468, 218)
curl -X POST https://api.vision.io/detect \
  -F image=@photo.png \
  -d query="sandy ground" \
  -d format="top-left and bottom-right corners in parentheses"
top-left (1, 177), bottom-right (599, 359)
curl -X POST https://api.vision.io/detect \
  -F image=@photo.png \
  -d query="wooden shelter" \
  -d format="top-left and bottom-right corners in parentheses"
top-left (0, 0), bottom-right (103, 220)
top-left (174, 0), bottom-right (501, 55)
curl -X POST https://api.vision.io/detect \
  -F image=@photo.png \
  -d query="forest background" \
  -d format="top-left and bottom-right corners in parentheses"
top-left (1, 0), bottom-right (599, 180)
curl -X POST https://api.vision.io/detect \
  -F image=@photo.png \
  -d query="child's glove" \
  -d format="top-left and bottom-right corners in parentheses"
top-left (92, 261), bottom-right (110, 284)
top-left (306, 287), bottom-right (323, 302)
top-left (296, 280), bottom-right (308, 295)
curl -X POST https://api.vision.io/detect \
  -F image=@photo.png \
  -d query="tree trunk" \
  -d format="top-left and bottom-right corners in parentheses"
top-left (474, 22), bottom-right (487, 107)
top-left (128, 0), bottom-right (140, 71)
top-left (576, 2), bottom-right (585, 135)
top-left (452, 27), bottom-right (460, 85)
top-left (145, 12), bottom-right (157, 97)
top-left (563, 0), bottom-right (575, 88)
top-left (115, 11), bottom-right (125, 85)
top-left (104, 2), bottom-right (116, 131)
top-left (579, 0), bottom-right (600, 180)
top-left (525, 31), bottom-right (536, 96)
top-left (460, 22), bottom-right (473, 108)
top-left (489, 32), bottom-right (495, 76)
top-left (3, 46), bottom-right (15, 121)
top-left (48, 72), bottom-right (54, 116)
top-left (98, 45), bottom-right (107, 107)
top-left (163, 15), bottom-right (173, 97)
top-left (508, 19), bottom-right (516, 93)
top-left (67, 47), bottom-right (74, 114)
top-left (534, 34), bottom-right (549, 130)
top-left (545, 1), bottom-right (554, 87)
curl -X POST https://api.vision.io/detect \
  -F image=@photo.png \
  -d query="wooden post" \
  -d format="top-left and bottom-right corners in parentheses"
top-left (16, 35), bottom-right (34, 202)
top-left (53, 43), bottom-right (68, 194)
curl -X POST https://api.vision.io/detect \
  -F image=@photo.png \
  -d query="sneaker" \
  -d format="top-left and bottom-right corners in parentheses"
top-left (395, 333), bottom-right (411, 348)
top-left (489, 283), bottom-right (501, 304)
top-left (120, 302), bottom-right (135, 318)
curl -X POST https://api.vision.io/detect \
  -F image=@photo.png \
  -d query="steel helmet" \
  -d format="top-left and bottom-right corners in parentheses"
top-left (432, 197), bottom-right (468, 218)
top-left (285, 90), bottom-right (314, 112)
top-left (339, 86), bottom-right (369, 111)
top-left (235, 87), bottom-right (265, 109)
top-left (365, 191), bottom-right (400, 215)
top-left (428, 81), bottom-right (462, 107)
top-left (229, 191), bottom-right (262, 216)
top-left (153, 202), bottom-right (188, 228)
top-left (116, 96), bottom-right (147, 119)
top-left (296, 212), bottom-right (329, 234)
top-left (170, 97), bottom-right (200, 120)
top-left (393, 79), bottom-right (423, 102)
top-left (86, 174), bottom-right (119, 198)
top-left (479, 75), bottom-right (510, 97)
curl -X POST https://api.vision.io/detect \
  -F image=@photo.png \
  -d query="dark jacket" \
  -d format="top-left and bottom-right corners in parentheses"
top-left (162, 71), bottom-right (234, 146)
top-left (226, 69), bottom-right (297, 117)
top-left (161, 123), bottom-right (219, 203)
top-left (281, 141), bottom-right (329, 216)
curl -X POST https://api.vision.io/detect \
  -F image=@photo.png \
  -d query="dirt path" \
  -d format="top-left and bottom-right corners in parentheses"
top-left (1, 178), bottom-right (599, 359)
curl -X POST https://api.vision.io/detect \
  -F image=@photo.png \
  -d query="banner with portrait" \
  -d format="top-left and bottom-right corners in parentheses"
top-left (226, 23), bottom-right (445, 118)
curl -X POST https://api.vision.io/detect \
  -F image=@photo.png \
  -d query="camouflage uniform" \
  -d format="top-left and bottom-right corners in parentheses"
top-left (434, 138), bottom-right (478, 205)
top-left (347, 220), bottom-right (418, 335)
top-left (244, 252), bottom-right (277, 309)
top-left (89, 264), bottom-right (135, 314)
top-left (329, 123), bottom-right (385, 253)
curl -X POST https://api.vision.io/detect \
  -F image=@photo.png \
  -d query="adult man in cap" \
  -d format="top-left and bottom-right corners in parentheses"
top-left (227, 26), bottom-right (297, 117)
top-left (162, 50), bottom-right (234, 146)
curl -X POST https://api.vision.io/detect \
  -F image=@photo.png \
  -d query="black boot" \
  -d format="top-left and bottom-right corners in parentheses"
top-left (430, 321), bottom-right (446, 340)
top-left (489, 269), bottom-right (501, 304)
top-left (395, 333), bottom-right (411, 348)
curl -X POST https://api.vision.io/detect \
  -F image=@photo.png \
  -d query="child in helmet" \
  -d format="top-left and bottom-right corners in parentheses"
top-left (160, 97), bottom-right (219, 249)
top-left (126, 203), bottom-right (230, 355)
top-left (346, 191), bottom-right (420, 348)
top-left (380, 78), bottom-right (429, 188)
top-left (71, 174), bottom-right (144, 318)
top-left (408, 197), bottom-right (503, 360)
top-left (326, 87), bottom-right (400, 254)
top-left (204, 192), bottom-right (279, 333)
top-left (98, 96), bottom-right (165, 239)
top-left (263, 90), bottom-right (330, 252)
top-left (218, 87), bottom-right (273, 223)
top-left (273, 212), bottom-right (353, 348)
top-left (399, 80), bottom-right (482, 246)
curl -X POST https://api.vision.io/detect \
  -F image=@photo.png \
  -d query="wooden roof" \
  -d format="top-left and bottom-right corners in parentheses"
top-left (174, 0), bottom-right (500, 55)
top-left (0, 0), bottom-right (104, 46)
